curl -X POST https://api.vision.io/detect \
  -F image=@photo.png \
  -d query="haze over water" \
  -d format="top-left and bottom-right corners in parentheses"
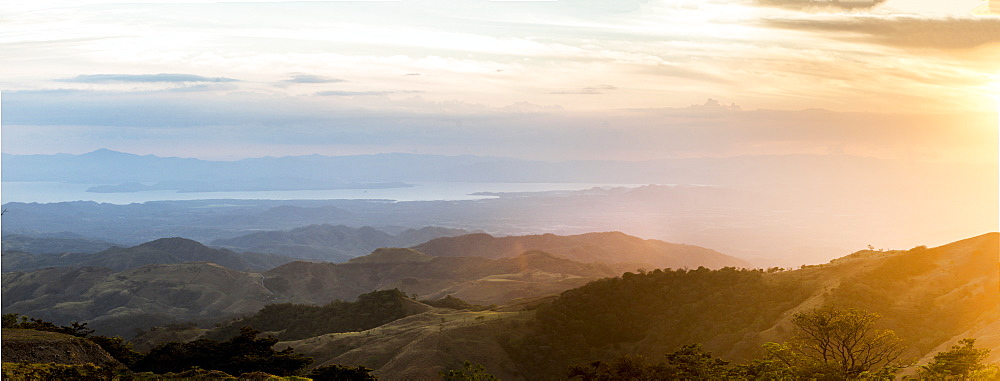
top-left (1, 181), bottom-right (644, 204)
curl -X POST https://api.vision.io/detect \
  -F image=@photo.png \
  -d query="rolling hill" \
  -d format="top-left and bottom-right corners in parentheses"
top-left (1, 245), bottom-right (627, 338)
top-left (2, 237), bottom-right (296, 272)
top-left (211, 224), bottom-right (473, 262)
top-left (412, 231), bottom-right (751, 269)
top-left (1, 262), bottom-right (277, 338)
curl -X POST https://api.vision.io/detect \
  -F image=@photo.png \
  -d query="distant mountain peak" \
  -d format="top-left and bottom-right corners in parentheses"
top-left (82, 148), bottom-right (134, 157)
top-left (138, 237), bottom-right (209, 251)
top-left (140, 237), bottom-right (207, 247)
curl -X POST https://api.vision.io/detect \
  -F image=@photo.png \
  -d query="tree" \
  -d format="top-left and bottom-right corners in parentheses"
top-left (308, 364), bottom-right (378, 380)
top-left (136, 326), bottom-right (313, 376)
top-left (659, 343), bottom-right (731, 379)
top-left (918, 338), bottom-right (997, 380)
top-left (567, 345), bottom-right (733, 380)
top-left (767, 307), bottom-right (905, 379)
top-left (439, 361), bottom-right (499, 381)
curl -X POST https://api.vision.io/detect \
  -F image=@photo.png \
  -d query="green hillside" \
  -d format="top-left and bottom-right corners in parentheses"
top-left (501, 233), bottom-right (1000, 378)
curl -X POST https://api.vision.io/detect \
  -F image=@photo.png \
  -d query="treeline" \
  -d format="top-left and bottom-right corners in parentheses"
top-left (206, 289), bottom-right (414, 341)
top-left (565, 332), bottom-right (999, 380)
top-left (504, 266), bottom-right (817, 378)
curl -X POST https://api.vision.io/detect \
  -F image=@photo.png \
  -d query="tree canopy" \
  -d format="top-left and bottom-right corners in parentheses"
top-left (135, 326), bottom-right (313, 376)
top-left (766, 307), bottom-right (905, 379)
top-left (918, 338), bottom-right (999, 380)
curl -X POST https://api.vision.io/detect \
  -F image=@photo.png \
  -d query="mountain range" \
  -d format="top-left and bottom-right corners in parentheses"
top-left (2, 230), bottom-right (745, 338)
top-left (2, 237), bottom-right (296, 273)
top-left (413, 231), bottom-right (749, 270)
top-left (1, 149), bottom-right (916, 188)
top-left (211, 224), bottom-right (474, 262)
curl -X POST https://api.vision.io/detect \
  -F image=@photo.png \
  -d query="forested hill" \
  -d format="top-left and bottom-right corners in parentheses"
top-left (412, 231), bottom-right (750, 269)
top-left (502, 232), bottom-right (1000, 378)
top-left (211, 224), bottom-right (473, 262)
top-left (3, 237), bottom-right (295, 272)
top-left (1, 247), bottom-right (622, 338)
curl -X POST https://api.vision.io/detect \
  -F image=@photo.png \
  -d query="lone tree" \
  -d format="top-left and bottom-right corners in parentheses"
top-left (918, 338), bottom-right (996, 380)
top-left (767, 307), bottom-right (905, 379)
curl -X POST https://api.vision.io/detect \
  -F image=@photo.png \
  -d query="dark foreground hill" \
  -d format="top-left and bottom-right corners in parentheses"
top-left (413, 231), bottom-right (751, 269)
top-left (2, 237), bottom-right (296, 272)
top-left (506, 232), bottom-right (1000, 378)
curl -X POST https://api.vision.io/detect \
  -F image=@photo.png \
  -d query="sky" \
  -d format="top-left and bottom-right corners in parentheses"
top-left (1, 0), bottom-right (998, 161)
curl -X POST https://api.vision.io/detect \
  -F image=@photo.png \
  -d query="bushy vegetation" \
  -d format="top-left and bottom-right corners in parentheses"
top-left (1, 362), bottom-right (118, 380)
top-left (505, 266), bottom-right (816, 378)
top-left (566, 344), bottom-right (793, 380)
top-left (134, 327), bottom-right (313, 376)
top-left (563, 308), bottom-right (976, 381)
top-left (307, 364), bottom-right (378, 380)
top-left (206, 289), bottom-right (413, 341)
top-left (421, 295), bottom-right (491, 311)
top-left (563, 307), bottom-right (908, 380)
top-left (439, 361), bottom-right (500, 381)
top-left (917, 338), bottom-right (1000, 380)
top-left (3, 315), bottom-right (317, 378)
top-left (3, 313), bottom-right (95, 337)
top-left (2, 313), bottom-right (142, 368)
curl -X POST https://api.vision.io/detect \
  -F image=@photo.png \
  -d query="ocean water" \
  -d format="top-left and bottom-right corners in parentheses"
top-left (0, 181), bottom-right (642, 204)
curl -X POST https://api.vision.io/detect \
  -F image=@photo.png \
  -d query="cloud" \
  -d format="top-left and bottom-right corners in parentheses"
top-left (764, 16), bottom-right (1000, 49)
top-left (59, 73), bottom-right (239, 83)
top-left (316, 90), bottom-right (394, 96)
top-left (549, 84), bottom-right (617, 95)
top-left (755, 0), bottom-right (887, 11)
top-left (284, 74), bottom-right (347, 84)
top-left (316, 90), bottom-right (423, 96)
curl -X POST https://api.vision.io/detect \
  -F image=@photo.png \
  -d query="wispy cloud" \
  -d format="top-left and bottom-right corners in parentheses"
top-left (59, 73), bottom-right (239, 83)
top-left (763, 16), bottom-right (1000, 50)
top-left (316, 90), bottom-right (422, 96)
top-left (549, 84), bottom-right (617, 95)
top-left (316, 90), bottom-right (393, 96)
top-left (284, 74), bottom-right (347, 84)
top-left (755, 0), bottom-right (887, 11)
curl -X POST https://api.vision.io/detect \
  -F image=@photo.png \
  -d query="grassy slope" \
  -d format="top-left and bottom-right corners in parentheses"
top-left (278, 307), bottom-right (534, 380)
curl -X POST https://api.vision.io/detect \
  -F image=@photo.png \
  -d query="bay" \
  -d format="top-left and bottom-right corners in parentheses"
top-left (1, 181), bottom-right (643, 204)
